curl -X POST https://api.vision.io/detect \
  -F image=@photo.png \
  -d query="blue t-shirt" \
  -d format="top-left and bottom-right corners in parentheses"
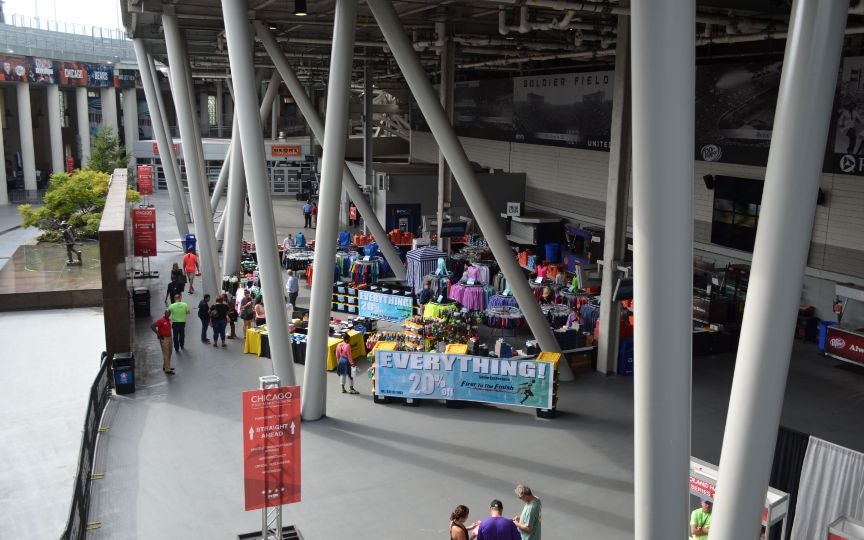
top-left (303, 203), bottom-right (312, 214)
top-left (477, 516), bottom-right (520, 540)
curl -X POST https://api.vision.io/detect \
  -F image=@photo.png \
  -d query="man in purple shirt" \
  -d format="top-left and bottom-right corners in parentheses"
top-left (477, 499), bottom-right (520, 540)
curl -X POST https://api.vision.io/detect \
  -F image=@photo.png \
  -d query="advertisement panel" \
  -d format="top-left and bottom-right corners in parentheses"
top-left (271, 145), bottom-right (302, 158)
top-left (242, 386), bottom-right (301, 511)
top-left (0, 55), bottom-right (29, 81)
top-left (87, 63), bottom-right (113, 87)
top-left (694, 60), bottom-right (781, 167)
top-left (825, 326), bottom-right (864, 366)
top-left (375, 351), bottom-right (555, 409)
top-left (58, 61), bottom-right (88, 86)
top-left (131, 207), bottom-right (157, 256)
top-left (513, 71), bottom-right (614, 149)
top-left (358, 290), bottom-right (414, 321)
top-left (27, 57), bottom-right (58, 84)
top-left (137, 165), bottom-right (154, 195)
top-left (115, 69), bottom-right (139, 89)
top-left (827, 56), bottom-right (864, 175)
top-left (152, 142), bottom-right (180, 156)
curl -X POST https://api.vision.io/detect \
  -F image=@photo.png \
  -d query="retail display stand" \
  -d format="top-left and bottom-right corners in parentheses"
top-left (689, 457), bottom-right (790, 537)
top-left (828, 516), bottom-right (864, 540)
top-left (824, 283), bottom-right (864, 368)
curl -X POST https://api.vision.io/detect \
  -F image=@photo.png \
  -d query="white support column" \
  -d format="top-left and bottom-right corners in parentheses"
top-left (270, 97), bottom-right (277, 140)
top-left (199, 91), bottom-right (209, 135)
top-left (630, 1), bottom-right (694, 538)
top-left (16, 82), bottom-right (37, 196)
top-left (122, 88), bottom-right (138, 169)
top-left (216, 81), bottom-right (224, 138)
top-left (363, 65), bottom-right (374, 194)
top-left (148, 53), bottom-right (185, 215)
top-left (255, 21), bottom-right (407, 281)
top-left (300, 0), bottom-right (357, 420)
top-left (100, 87), bottom-right (118, 135)
top-left (597, 16), bottom-right (632, 374)
top-left (366, 0), bottom-right (569, 373)
top-left (47, 84), bottom-right (64, 174)
top-left (134, 39), bottom-right (189, 237)
top-left (75, 86), bottom-right (90, 167)
top-left (221, 1), bottom-right (295, 385)
top-left (436, 21), bottom-right (454, 254)
top-left (163, 11), bottom-right (221, 296)
top-left (222, 113), bottom-right (245, 275)
top-left (211, 151), bottom-right (231, 214)
top-left (711, 2), bottom-right (849, 538)
top-left (225, 80), bottom-right (234, 122)
top-left (0, 91), bottom-right (7, 204)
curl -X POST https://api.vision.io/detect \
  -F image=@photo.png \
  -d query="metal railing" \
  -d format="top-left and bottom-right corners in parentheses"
top-left (0, 18), bottom-right (135, 63)
top-left (59, 353), bottom-right (112, 540)
top-left (9, 14), bottom-right (127, 41)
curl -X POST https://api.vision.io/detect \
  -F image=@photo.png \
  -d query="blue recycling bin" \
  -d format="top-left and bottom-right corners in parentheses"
top-left (544, 242), bottom-right (561, 263)
top-left (618, 338), bottom-right (634, 376)
top-left (819, 320), bottom-right (838, 352)
top-left (112, 352), bottom-right (135, 394)
top-left (184, 233), bottom-right (197, 253)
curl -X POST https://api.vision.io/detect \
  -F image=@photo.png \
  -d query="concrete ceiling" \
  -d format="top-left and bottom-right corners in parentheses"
top-left (121, 0), bottom-right (862, 87)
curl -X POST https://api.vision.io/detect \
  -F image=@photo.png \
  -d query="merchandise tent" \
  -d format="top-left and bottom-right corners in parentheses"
top-left (406, 245), bottom-right (447, 292)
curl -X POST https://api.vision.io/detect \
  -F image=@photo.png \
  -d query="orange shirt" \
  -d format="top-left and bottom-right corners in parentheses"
top-left (182, 252), bottom-right (199, 273)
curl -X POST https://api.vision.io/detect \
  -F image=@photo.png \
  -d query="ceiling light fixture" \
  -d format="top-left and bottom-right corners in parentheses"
top-left (294, 0), bottom-right (307, 16)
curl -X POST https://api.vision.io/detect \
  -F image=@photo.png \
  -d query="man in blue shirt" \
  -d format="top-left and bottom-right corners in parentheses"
top-left (477, 500), bottom-right (520, 540)
top-left (302, 201), bottom-right (312, 228)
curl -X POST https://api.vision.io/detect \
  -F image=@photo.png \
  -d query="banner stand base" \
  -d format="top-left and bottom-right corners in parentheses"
top-left (237, 525), bottom-right (300, 540)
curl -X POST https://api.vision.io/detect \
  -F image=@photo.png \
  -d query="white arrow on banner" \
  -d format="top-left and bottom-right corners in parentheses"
top-left (248, 427), bottom-right (254, 440)
top-left (290, 421), bottom-right (296, 435)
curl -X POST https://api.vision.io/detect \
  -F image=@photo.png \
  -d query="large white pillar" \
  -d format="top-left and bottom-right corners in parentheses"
top-left (597, 16), bottom-right (632, 374)
top-left (163, 11), bottom-right (221, 295)
top-left (16, 82), bottom-right (37, 196)
top-left (222, 113), bottom-right (245, 275)
top-left (134, 39), bottom-right (189, 237)
top-left (630, 1), bottom-right (694, 537)
top-left (148, 53), bottom-right (185, 215)
top-left (100, 87), bottom-right (118, 135)
top-left (435, 21), bottom-right (454, 254)
top-left (122, 88), bottom-right (138, 169)
top-left (221, 0), bottom-right (295, 385)
top-left (75, 86), bottom-right (90, 167)
top-left (366, 0), bottom-right (569, 374)
top-left (300, 0), bottom-right (357, 420)
top-left (363, 66), bottom-right (374, 193)
top-left (255, 21), bottom-right (407, 281)
top-left (46, 84), bottom-right (64, 174)
top-left (711, 2), bottom-right (849, 538)
top-left (216, 81), bottom-right (224, 138)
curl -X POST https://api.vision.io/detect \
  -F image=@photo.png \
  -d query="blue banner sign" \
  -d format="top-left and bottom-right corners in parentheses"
top-left (375, 351), bottom-right (555, 409)
top-left (358, 290), bottom-right (413, 321)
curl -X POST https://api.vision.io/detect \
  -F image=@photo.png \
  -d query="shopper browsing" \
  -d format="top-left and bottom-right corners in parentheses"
top-left (513, 485), bottom-right (541, 540)
top-left (449, 505), bottom-right (480, 540)
top-left (477, 500), bottom-right (520, 540)
top-left (209, 294), bottom-right (229, 348)
top-left (198, 294), bottom-right (211, 343)
top-left (285, 269), bottom-right (299, 308)
top-left (336, 333), bottom-right (359, 394)
top-left (302, 200), bottom-right (312, 228)
top-left (182, 248), bottom-right (200, 294)
top-left (690, 499), bottom-right (712, 540)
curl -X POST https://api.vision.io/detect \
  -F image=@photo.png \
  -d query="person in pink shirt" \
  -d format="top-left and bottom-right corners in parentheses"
top-left (335, 333), bottom-right (359, 394)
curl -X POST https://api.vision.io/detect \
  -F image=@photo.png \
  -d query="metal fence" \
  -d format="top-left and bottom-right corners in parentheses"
top-left (59, 353), bottom-right (112, 540)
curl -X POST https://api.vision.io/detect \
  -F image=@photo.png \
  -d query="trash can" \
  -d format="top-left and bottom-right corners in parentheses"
top-left (819, 320), bottom-right (838, 352)
top-left (544, 242), bottom-right (561, 263)
top-left (184, 233), bottom-right (197, 253)
top-left (618, 338), bottom-right (634, 376)
top-left (133, 287), bottom-right (150, 318)
top-left (112, 352), bottom-right (135, 394)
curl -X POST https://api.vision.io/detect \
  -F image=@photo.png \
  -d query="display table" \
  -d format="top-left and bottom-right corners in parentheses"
top-left (326, 330), bottom-right (367, 371)
top-left (825, 325), bottom-right (864, 367)
top-left (488, 294), bottom-right (519, 309)
top-left (243, 326), bottom-right (270, 357)
top-left (449, 282), bottom-right (486, 310)
top-left (829, 516), bottom-right (864, 540)
top-left (444, 343), bottom-right (468, 354)
top-left (423, 301), bottom-right (458, 320)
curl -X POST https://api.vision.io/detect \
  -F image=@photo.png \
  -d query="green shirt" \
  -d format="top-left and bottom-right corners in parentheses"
top-left (167, 301), bottom-right (189, 323)
top-left (690, 508), bottom-right (711, 540)
top-left (519, 498), bottom-right (541, 540)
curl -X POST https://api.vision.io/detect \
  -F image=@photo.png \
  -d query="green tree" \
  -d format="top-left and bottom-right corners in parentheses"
top-left (19, 169), bottom-right (140, 240)
top-left (87, 126), bottom-right (131, 174)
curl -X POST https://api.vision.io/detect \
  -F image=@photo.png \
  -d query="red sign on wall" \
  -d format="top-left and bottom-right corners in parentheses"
top-left (271, 145), bottom-right (302, 158)
top-left (242, 386), bottom-right (301, 511)
top-left (131, 208), bottom-right (157, 257)
top-left (137, 165), bottom-right (153, 195)
top-left (152, 142), bottom-right (180, 156)
top-left (825, 327), bottom-right (864, 366)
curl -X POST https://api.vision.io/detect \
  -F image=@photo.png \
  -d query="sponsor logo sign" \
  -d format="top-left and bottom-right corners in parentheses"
top-left (86, 63), bottom-right (113, 87)
top-left (131, 208), bottom-right (157, 257)
top-left (137, 165), bottom-right (154, 195)
top-left (375, 351), bottom-right (555, 409)
top-left (27, 57), bottom-right (58, 84)
top-left (58, 61), bottom-right (88, 86)
top-left (0, 55), bottom-right (29, 82)
top-left (152, 142), bottom-right (180, 156)
top-left (271, 145), bottom-right (302, 158)
top-left (825, 327), bottom-right (864, 366)
top-left (242, 386), bottom-right (301, 511)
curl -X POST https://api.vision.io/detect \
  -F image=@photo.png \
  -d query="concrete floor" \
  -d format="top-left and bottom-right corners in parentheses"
top-left (2, 192), bottom-right (864, 539)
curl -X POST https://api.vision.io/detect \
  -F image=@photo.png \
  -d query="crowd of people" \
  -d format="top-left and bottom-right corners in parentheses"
top-left (449, 485), bottom-right (542, 540)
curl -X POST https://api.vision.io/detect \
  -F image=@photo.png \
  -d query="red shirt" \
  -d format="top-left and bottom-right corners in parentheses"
top-left (152, 316), bottom-right (172, 337)
top-left (183, 252), bottom-right (199, 273)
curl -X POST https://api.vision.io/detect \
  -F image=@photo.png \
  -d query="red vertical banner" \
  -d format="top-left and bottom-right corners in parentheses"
top-left (131, 208), bottom-right (157, 256)
top-left (66, 156), bottom-right (75, 173)
top-left (137, 165), bottom-right (153, 195)
top-left (242, 387), bottom-right (302, 511)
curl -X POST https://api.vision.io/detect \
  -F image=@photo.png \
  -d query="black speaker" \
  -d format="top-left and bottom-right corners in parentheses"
top-left (703, 174), bottom-right (715, 190)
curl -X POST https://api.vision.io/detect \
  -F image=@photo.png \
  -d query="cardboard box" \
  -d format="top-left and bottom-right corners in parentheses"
top-left (566, 350), bottom-right (595, 375)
